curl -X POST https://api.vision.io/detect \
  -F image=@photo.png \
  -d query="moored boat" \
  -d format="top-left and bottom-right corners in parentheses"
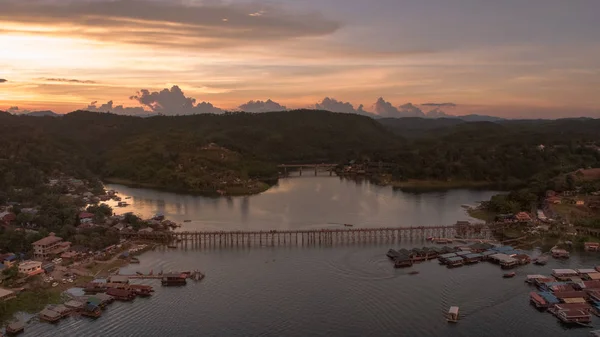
top-left (343, 224), bottom-right (353, 227)
top-left (6, 319), bottom-right (25, 335)
top-left (408, 271), bottom-right (419, 275)
top-left (504, 272), bottom-right (516, 278)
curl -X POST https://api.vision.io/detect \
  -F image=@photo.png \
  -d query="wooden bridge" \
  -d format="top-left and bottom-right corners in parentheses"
top-left (120, 224), bottom-right (492, 247)
top-left (277, 164), bottom-right (337, 176)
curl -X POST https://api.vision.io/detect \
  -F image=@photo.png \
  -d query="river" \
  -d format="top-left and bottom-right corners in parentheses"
top-left (14, 177), bottom-right (600, 336)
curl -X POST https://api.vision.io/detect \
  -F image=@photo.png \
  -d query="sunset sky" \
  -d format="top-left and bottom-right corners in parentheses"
top-left (1, 0), bottom-right (599, 118)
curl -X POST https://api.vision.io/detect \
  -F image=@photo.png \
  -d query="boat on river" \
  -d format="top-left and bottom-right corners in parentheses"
top-left (503, 272), bottom-right (516, 278)
top-left (534, 255), bottom-right (549, 265)
top-left (344, 224), bottom-right (353, 227)
top-left (6, 319), bottom-right (25, 335)
top-left (447, 306), bottom-right (459, 323)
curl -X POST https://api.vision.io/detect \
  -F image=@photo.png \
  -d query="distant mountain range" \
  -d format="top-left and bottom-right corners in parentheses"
top-left (2, 109), bottom-right (504, 122)
top-left (23, 110), bottom-right (61, 117)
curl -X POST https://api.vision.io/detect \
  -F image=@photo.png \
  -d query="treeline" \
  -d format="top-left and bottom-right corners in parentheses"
top-left (1, 111), bottom-right (600, 194)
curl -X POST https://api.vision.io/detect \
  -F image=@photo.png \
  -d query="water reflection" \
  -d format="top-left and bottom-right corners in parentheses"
top-left (105, 177), bottom-right (500, 231)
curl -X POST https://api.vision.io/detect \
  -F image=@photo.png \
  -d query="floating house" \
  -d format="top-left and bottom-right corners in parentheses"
top-left (161, 273), bottom-right (187, 286)
top-left (488, 253), bottom-right (518, 269)
top-left (39, 308), bottom-right (61, 323)
top-left (446, 256), bottom-right (464, 268)
top-left (81, 303), bottom-right (102, 318)
top-left (65, 300), bottom-right (84, 311)
top-left (552, 269), bottom-right (579, 279)
top-left (386, 249), bottom-right (400, 260)
top-left (463, 253), bottom-right (483, 264)
top-left (438, 253), bottom-right (457, 264)
top-left (394, 255), bottom-right (413, 268)
top-left (106, 288), bottom-right (135, 301)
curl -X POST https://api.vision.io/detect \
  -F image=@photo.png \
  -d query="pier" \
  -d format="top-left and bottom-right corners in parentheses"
top-left (120, 224), bottom-right (492, 247)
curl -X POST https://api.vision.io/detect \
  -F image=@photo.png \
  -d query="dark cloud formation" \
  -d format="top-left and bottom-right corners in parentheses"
top-left (314, 97), bottom-right (374, 117)
top-left (238, 99), bottom-right (286, 112)
top-left (0, 0), bottom-right (340, 50)
top-left (421, 103), bottom-right (457, 107)
top-left (130, 85), bottom-right (223, 115)
top-left (44, 78), bottom-right (96, 84)
top-left (86, 100), bottom-right (147, 115)
top-left (0, 79), bottom-right (7, 83)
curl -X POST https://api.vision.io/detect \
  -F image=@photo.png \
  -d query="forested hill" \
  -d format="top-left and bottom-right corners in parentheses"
top-left (1, 110), bottom-right (600, 194)
top-left (0, 110), bottom-right (399, 194)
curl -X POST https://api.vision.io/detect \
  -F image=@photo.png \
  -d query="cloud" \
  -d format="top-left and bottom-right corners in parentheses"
top-left (238, 99), bottom-right (286, 112)
top-left (314, 97), bottom-right (374, 117)
top-left (0, 79), bottom-right (7, 83)
top-left (425, 107), bottom-right (451, 118)
top-left (86, 100), bottom-right (147, 115)
top-left (421, 102), bottom-right (457, 107)
top-left (398, 103), bottom-right (426, 117)
top-left (373, 97), bottom-right (401, 118)
top-left (0, 0), bottom-right (340, 50)
top-left (130, 85), bottom-right (222, 115)
top-left (44, 78), bottom-right (96, 84)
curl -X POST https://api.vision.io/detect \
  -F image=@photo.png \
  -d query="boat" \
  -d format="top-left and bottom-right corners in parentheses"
top-left (130, 257), bottom-right (140, 264)
top-left (343, 224), bottom-right (353, 227)
top-left (167, 244), bottom-right (177, 249)
top-left (183, 219), bottom-right (192, 222)
top-left (447, 306), bottom-right (459, 323)
top-left (534, 256), bottom-right (549, 265)
top-left (503, 272), bottom-right (516, 278)
top-left (136, 271), bottom-right (143, 275)
top-left (6, 319), bottom-right (25, 335)
top-left (408, 271), bottom-right (419, 275)
top-left (117, 201), bottom-right (129, 207)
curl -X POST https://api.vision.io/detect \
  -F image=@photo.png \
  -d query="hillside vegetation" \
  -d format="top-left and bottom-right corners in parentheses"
top-left (1, 111), bottom-right (600, 194)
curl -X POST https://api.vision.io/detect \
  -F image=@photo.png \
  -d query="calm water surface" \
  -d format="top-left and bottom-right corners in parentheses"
top-left (105, 176), bottom-right (499, 229)
top-left (16, 177), bottom-right (600, 336)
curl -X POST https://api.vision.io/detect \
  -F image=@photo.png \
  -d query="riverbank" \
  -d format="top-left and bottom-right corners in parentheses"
top-left (103, 177), bottom-right (273, 196)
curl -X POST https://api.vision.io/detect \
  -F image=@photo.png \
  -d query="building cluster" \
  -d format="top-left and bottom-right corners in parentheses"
top-left (528, 268), bottom-right (600, 325)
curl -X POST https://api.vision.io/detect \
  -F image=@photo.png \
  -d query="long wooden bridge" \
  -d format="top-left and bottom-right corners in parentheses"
top-left (277, 164), bottom-right (337, 176)
top-left (120, 224), bottom-right (492, 247)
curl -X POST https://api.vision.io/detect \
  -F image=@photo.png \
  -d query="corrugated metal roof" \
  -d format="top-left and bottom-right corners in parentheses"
top-left (439, 253), bottom-right (457, 258)
top-left (464, 253), bottom-right (483, 259)
top-left (538, 292), bottom-right (560, 304)
top-left (447, 257), bottom-right (464, 262)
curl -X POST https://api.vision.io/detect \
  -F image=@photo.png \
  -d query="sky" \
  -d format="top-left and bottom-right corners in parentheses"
top-left (1, 0), bottom-right (599, 118)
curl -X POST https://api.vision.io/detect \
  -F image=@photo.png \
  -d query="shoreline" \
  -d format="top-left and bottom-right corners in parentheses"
top-left (103, 177), bottom-right (274, 196)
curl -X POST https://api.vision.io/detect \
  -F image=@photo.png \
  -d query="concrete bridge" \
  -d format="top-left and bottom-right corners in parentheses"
top-left (277, 164), bottom-right (337, 176)
top-left (120, 224), bottom-right (492, 247)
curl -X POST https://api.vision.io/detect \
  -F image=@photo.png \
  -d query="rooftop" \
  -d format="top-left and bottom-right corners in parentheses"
top-left (0, 287), bottom-right (14, 299)
top-left (33, 234), bottom-right (62, 246)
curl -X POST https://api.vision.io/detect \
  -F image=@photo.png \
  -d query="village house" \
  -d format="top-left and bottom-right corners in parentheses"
top-left (515, 212), bottom-right (532, 222)
top-left (576, 200), bottom-right (585, 206)
top-left (32, 233), bottom-right (68, 261)
top-left (0, 288), bottom-right (16, 302)
top-left (18, 260), bottom-right (43, 276)
top-left (0, 211), bottom-right (16, 225)
top-left (79, 212), bottom-right (95, 223)
top-left (0, 253), bottom-right (17, 268)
